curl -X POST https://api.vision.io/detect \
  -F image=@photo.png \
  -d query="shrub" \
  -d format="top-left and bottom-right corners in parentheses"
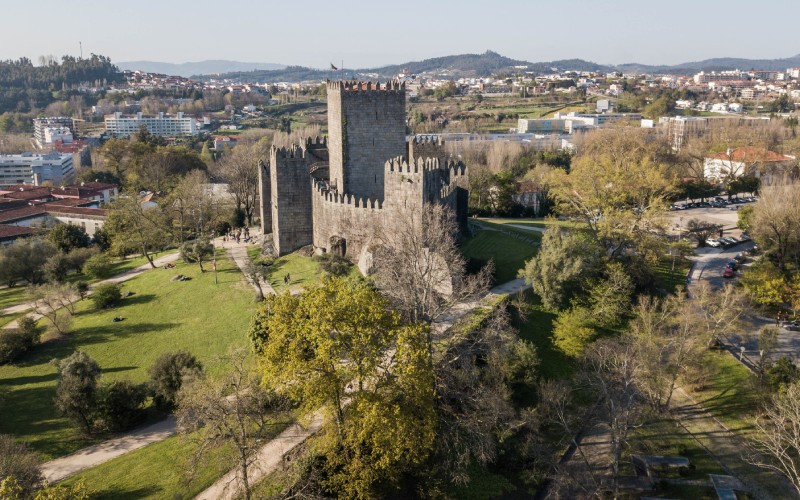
top-left (767, 356), bottom-right (800, 392)
top-left (43, 252), bottom-right (71, 282)
top-left (66, 246), bottom-right (98, 272)
top-left (0, 435), bottom-right (43, 495)
top-left (553, 306), bottom-right (596, 357)
top-left (83, 253), bottom-right (113, 279)
top-left (91, 283), bottom-right (122, 309)
top-left (0, 323), bottom-right (39, 364)
top-left (316, 253), bottom-right (352, 276)
top-left (76, 281), bottom-right (90, 299)
top-left (53, 351), bottom-right (101, 434)
top-left (47, 224), bottom-right (91, 253)
top-left (148, 350), bottom-right (203, 411)
top-left (97, 380), bottom-right (147, 432)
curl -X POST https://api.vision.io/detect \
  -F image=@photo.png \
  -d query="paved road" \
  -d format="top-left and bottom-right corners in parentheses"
top-left (41, 417), bottom-right (177, 483)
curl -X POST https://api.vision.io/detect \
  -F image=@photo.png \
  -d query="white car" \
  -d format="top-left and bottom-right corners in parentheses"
top-left (706, 238), bottom-right (721, 247)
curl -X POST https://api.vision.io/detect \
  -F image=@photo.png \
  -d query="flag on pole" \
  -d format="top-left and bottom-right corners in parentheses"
top-left (330, 63), bottom-right (338, 71)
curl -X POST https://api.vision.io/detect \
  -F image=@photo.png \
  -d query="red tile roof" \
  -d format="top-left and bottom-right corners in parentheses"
top-left (708, 147), bottom-right (794, 163)
top-left (0, 224), bottom-right (44, 239)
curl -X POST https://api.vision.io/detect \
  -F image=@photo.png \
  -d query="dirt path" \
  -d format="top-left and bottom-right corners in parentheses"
top-left (40, 417), bottom-right (177, 483)
top-left (671, 387), bottom-right (798, 499)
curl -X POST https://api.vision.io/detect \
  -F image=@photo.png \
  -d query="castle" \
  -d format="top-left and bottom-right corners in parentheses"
top-left (258, 80), bottom-right (469, 271)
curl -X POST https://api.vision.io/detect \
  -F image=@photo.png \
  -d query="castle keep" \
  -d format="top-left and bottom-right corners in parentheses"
top-left (259, 80), bottom-right (469, 268)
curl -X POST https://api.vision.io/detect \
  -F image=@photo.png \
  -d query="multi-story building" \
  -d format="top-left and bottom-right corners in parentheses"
top-left (104, 111), bottom-right (198, 137)
top-left (0, 152), bottom-right (75, 186)
top-left (43, 126), bottom-right (73, 144)
top-left (33, 117), bottom-right (75, 145)
top-left (693, 70), bottom-right (746, 84)
top-left (659, 116), bottom-right (709, 151)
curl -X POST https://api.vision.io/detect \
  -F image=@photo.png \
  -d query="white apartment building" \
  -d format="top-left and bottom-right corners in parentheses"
top-left (33, 117), bottom-right (74, 145)
top-left (693, 70), bottom-right (745, 84)
top-left (0, 152), bottom-right (75, 186)
top-left (43, 126), bottom-right (73, 144)
top-left (105, 111), bottom-right (198, 137)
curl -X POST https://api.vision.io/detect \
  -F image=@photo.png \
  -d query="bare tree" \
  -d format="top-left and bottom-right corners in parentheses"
top-left (27, 283), bottom-right (79, 335)
top-left (581, 338), bottom-right (642, 497)
top-left (752, 182), bottom-right (800, 270)
top-left (213, 141), bottom-right (267, 226)
top-left (373, 203), bottom-right (491, 325)
top-left (692, 282), bottom-right (746, 348)
top-left (176, 349), bottom-right (288, 500)
top-left (750, 381), bottom-right (800, 495)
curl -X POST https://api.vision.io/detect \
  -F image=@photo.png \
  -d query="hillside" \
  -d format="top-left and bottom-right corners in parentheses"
top-left (117, 60), bottom-right (285, 77)
top-left (191, 51), bottom-right (800, 83)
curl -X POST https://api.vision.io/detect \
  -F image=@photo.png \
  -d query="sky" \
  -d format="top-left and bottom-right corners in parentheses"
top-left (2, 0), bottom-right (799, 68)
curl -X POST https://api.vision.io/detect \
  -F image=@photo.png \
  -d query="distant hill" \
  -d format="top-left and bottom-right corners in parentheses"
top-left (117, 60), bottom-right (286, 77)
top-left (616, 54), bottom-right (800, 74)
top-left (180, 51), bottom-right (800, 83)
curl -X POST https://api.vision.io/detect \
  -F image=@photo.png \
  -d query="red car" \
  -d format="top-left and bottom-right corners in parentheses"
top-left (723, 267), bottom-right (735, 279)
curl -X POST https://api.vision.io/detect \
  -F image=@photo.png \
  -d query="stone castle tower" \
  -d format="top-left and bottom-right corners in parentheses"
top-left (259, 80), bottom-right (468, 268)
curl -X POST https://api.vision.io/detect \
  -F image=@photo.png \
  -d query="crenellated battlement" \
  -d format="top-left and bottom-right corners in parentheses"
top-left (271, 144), bottom-right (306, 160)
top-left (385, 156), bottom-right (467, 176)
top-left (304, 136), bottom-right (328, 148)
top-left (411, 135), bottom-right (444, 146)
top-left (313, 180), bottom-right (382, 210)
top-left (326, 79), bottom-right (405, 93)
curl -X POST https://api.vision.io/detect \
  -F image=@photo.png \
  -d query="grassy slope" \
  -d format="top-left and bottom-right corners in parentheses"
top-left (461, 230), bottom-right (538, 283)
top-left (60, 435), bottom-right (233, 499)
top-left (0, 251), bottom-right (255, 459)
top-left (267, 254), bottom-right (322, 294)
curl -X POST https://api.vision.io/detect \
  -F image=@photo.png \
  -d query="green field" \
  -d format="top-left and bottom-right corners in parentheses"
top-left (60, 434), bottom-right (234, 499)
top-left (0, 251), bottom-right (256, 459)
top-left (267, 254), bottom-right (322, 294)
top-left (461, 229), bottom-right (538, 283)
top-left (686, 350), bottom-right (760, 436)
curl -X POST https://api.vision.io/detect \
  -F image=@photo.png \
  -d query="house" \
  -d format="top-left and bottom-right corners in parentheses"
top-left (703, 147), bottom-right (797, 184)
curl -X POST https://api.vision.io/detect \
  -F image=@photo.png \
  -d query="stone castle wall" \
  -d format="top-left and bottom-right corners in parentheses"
top-left (407, 136), bottom-right (447, 163)
top-left (326, 81), bottom-right (406, 201)
top-left (270, 145), bottom-right (313, 255)
top-left (258, 160), bottom-right (271, 235)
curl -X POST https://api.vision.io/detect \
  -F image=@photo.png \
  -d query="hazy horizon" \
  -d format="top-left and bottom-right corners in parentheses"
top-left (2, 0), bottom-right (799, 68)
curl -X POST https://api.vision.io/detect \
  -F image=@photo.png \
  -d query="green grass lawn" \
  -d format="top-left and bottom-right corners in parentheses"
top-left (479, 217), bottom-right (586, 231)
top-left (0, 251), bottom-right (255, 459)
top-left (60, 434), bottom-right (234, 499)
top-left (512, 291), bottom-right (573, 380)
top-left (0, 284), bottom-right (27, 311)
top-left (267, 254), bottom-right (322, 294)
top-left (652, 258), bottom-right (692, 294)
top-left (686, 351), bottom-right (760, 436)
top-left (461, 230), bottom-right (538, 283)
top-left (622, 417), bottom-right (726, 481)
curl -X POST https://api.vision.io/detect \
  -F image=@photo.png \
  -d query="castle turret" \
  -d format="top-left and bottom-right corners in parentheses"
top-left (326, 80), bottom-right (406, 201)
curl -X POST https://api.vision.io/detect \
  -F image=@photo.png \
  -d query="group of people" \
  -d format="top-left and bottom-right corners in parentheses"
top-left (223, 227), bottom-right (252, 245)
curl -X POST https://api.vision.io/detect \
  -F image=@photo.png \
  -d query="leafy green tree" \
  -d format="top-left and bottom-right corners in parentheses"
top-left (588, 262), bottom-right (634, 329)
top-left (250, 277), bottom-right (437, 495)
top-left (53, 351), bottom-right (101, 434)
top-left (77, 168), bottom-right (120, 186)
top-left (47, 224), bottom-right (91, 253)
top-left (685, 218), bottom-right (722, 247)
top-left (0, 318), bottom-right (39, 364)
top-left (180, 239), bottom-right (214, 272)
top-left (91, 227), bottom-right (111, 251)
top-left (148, 350), bottom-right (203, 411)
top-left (97, 380), bottom-right (147, 432)
top-left (553, 306), bottom-right (596, 357)
top-left (520, 227), bottom-right (602, 310)
top-left (0, 238), bottom-right (56, 286)
top-left (738, 204), bottom-right (755, 232)
top-left (105, 196), bottom-right (169, 268)
top-left (82, 253), bottom-right (113, 279)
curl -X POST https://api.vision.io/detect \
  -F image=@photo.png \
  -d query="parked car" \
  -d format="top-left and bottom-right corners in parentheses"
top-left (740, 233), bottom-right (751, 241)
top-left (728, 205), bottom-right (740, 211)
top-left (784, 321), bottom-right (800, 332)
top-left (706, 238), bottom-right (721, 247)
top-left (727, 259), bottom-right (738, 270)
top-left (723, 267), bottom-right (735, 278)
top-left (734, 253), bottom-right (746, 262)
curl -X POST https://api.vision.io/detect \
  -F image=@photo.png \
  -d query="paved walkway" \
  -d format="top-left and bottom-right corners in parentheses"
top-left (195, 412), bottom-right (325, 500)
top-left (41, 417), bottom-right (177, 483)
top-left (196, 275), bottom-right (528, 498)
top-left (1, 251), bottom-right (181, 330)
top-left (214, 230), bottom-right (276, 296)
top-left (671, 387), bottom-right (798, 499)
